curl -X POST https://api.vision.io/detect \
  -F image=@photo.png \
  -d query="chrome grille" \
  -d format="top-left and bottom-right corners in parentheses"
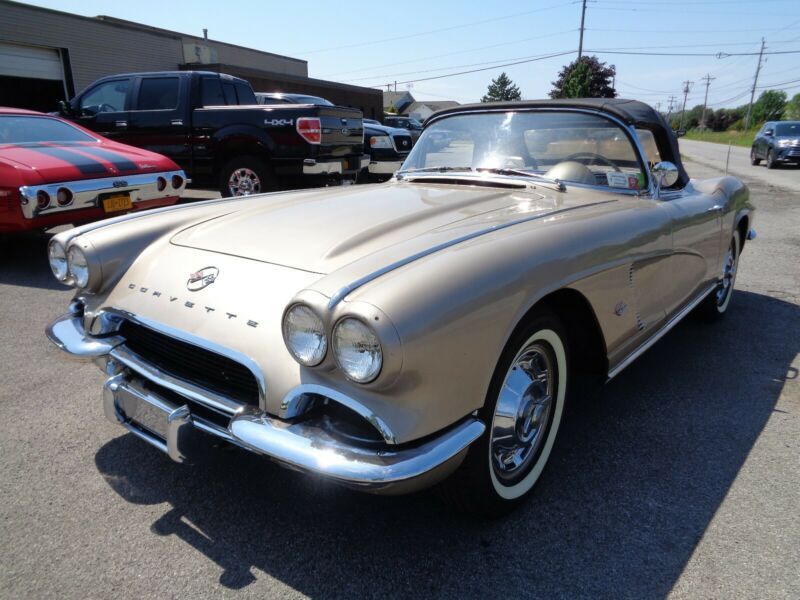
top-left (118, 321), bottom-right (260, 405)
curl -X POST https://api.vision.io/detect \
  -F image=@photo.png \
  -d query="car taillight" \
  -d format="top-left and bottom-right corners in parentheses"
top-left (171, 174), bottom-right (183, 189)
top-left (296, 117), bottom-right (322, 144)
top-left (157, 177), bottom-right (167, 191)
top-left (56, 187), bottom-right (73, 206)
top-left (36, 190), bottom-right (50, 209)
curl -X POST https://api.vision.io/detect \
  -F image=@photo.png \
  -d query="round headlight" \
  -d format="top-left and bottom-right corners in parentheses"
top-left (48, 240), bottom-right (69, 281)
top-left (67, 245), bottom-right (90, 288)
top-left (333, 318), bottom-right (382, 383)
top-left (283, 304), bottom-right (327, 366)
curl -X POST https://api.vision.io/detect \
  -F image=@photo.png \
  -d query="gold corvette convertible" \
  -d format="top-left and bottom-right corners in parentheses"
top-left (46, 99), bottom-right (755, 515)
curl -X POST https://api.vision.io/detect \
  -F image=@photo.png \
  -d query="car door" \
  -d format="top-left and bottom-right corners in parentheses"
top-left (125, 75), bottom-right (191, 171)
top-left (659, 188), bottom-right (722, 316)
top-left (73, 77), bottom-right (132, 141)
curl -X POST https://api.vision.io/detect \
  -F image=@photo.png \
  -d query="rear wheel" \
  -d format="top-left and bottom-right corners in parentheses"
top-left (696, 229), bottom-right (740, 321)
top-left (219, 156), bottom-right (275, 197)
top-left (750, 147), bottom-right (761, 165)
top-left (438, 311), bottom-right (569, 517)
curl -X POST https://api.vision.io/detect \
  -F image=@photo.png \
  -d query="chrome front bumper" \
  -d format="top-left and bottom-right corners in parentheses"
top-left (302, 155), bottom-right (370, 175)
top-left (46, 312), bottom-right (484, 494)
top-left (19, 170), bottom-right (187, 220)
top-left (368, 159), bottom-right (404, 175)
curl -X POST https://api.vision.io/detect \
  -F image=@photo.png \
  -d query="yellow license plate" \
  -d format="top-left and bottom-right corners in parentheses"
top-left (102, 193), bottom-right (132, 213)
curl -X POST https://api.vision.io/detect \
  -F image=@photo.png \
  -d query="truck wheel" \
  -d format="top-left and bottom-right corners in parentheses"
top-left (437, 310), bottom-right (570, 517)
top-left (219, 157), bottom-right (274, 197)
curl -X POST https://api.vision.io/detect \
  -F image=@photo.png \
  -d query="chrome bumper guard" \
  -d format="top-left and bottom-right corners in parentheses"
top-left (46, 313), bottom-right (485, 493)
top-left (19, 170), bottom-right (187, 220)
top-left (302, 155), bottom-right (370, 175)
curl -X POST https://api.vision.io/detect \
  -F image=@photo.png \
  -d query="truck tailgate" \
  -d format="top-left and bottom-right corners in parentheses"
top-left (319, 106), bottom-right (364, 149)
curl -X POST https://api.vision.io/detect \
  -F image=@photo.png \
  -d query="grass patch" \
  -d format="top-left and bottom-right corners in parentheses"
top-left (682, 129), bottom-right (757, 147)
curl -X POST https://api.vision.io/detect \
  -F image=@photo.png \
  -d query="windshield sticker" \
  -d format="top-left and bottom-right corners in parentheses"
top-left (606, 171), bottom-right (641, 189)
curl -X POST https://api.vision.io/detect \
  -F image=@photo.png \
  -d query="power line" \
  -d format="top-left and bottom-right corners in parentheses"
top-left (369, 50), bottom-right (576, 88)
top-left (585, 48), bottom-right (800, 56)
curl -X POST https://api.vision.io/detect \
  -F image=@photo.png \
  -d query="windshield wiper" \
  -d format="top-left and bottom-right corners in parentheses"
top-left (474, 167), bottom-right (566, 191)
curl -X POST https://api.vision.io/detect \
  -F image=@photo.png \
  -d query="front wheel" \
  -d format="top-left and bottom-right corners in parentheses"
top-left (750, 147), bottom-right (761, 165)
top-left (438, 311), bottom-right (569, 516)
top-left (766, 149), bottom-right (777, 169)
top-left (696, 229), bottom-right (741, 321)
top-left (219, 156), bottom-right (275, 197)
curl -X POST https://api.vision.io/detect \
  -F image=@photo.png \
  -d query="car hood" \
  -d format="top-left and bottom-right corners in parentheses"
top-left (171, 180), bottom-right (617, 275)
top-left (0, 141), bottom-right (177, 184)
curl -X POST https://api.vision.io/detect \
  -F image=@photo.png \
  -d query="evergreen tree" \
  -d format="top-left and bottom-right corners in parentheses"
top-left (481, 72), bottom-right (522, 102)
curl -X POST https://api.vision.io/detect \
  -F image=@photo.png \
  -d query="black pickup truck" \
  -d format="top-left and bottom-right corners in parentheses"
top-left (58, 71), bottom-right (367, 196)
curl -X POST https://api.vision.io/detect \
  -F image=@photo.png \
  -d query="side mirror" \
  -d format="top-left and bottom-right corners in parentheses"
top-left (57, 100), bottom-right (73, 116)
top-left (651, 161), bottom-right (679, 198)
top-left (675, 129), bottom-right (686, 138)
top-left (764, 129), bottom-right (774, 136)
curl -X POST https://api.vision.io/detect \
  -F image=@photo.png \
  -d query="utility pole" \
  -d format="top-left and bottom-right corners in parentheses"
top-left (667, 95), bottom-right (677, 123)
top-left (577, 0), bottom-right (587, 60)
top-left (679, 80), bottom-right (692, 131)
top-left (654, 101), bottom-right (662, 114)
top-left (745, 38), bottom-right (766, 130)
top-left (699, 74), bottom-right (716, 130)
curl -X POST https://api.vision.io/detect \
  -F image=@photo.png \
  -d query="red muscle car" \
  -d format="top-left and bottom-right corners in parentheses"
top-left (0, 108), bottom-right (187, 233)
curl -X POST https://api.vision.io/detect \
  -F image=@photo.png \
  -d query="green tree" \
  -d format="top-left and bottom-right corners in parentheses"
top-left (481, 72), bottom-right (522, 102)
top-left (784, 93), bottom-right (800, 120)
top-left (550, 56), bottom-right (616, 99)
top-left (751, 89), bottom-right (787, 124)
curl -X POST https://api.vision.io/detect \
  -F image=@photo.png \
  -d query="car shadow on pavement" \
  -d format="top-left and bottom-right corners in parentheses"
top-left (0, 233), bottom-right (71, 291)
top-left (93, 290), bottom-right (798, 598)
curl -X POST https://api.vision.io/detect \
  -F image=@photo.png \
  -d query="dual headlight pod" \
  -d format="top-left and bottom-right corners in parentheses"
top-left (48, 238), bottom-right (97, 290)
top-left (283, 304), bottom-right (383, 383)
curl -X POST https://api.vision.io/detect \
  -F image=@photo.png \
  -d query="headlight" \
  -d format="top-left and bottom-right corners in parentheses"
top-left (67, 245), bottom-right (90, 288)
top-left (777, 139), bottom-right (790, 147)
top-left (333, 318), bottom-right (382, 383)
top-left (283, 304), bottom-right (327, 366)
top-left (48, 240), bottom-right (69, 282)
top-left (369, 135), bottom-right (393, 149)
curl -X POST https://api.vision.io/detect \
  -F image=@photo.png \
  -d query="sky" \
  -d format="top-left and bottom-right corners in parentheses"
top-left (22, 0), bottom-right (800, 110)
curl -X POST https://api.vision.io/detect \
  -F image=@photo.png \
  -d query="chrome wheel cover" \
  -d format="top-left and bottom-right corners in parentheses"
top-left (228, 167), bottom-right (261, 196)
top-left (490, 342), bottom-right (556, 484)
top-left (716, 237), bottom-right (738, 306)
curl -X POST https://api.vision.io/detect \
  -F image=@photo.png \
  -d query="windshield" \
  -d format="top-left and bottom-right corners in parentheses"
top-left (400, 111), bottom-right (647, 191)
top-left (774, 122), bottom-right (800, 136)
top-left (0, 116), bottom-right (96, 144)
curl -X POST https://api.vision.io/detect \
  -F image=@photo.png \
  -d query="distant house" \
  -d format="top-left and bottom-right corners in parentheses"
top-left (383, 91), bottom-right (415, 114)
top-left (403, 101), bottom-right (460, 121)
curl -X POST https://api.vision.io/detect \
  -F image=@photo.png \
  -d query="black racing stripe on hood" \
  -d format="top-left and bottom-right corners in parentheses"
top-left (29, 146), bottom-right (109, 175)
top-left (76, 146), bottom-right (138, 172)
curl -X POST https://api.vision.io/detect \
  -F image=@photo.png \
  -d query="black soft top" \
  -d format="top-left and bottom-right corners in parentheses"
top-left (428, 98), bottom-right (689, 189)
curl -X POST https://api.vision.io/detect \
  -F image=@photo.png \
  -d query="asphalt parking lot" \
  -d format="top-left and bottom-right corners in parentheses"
top-left (1, 157), bottom-right (798, 599)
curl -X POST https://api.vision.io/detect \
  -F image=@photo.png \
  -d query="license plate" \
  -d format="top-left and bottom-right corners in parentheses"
top-left (102, 193), bottom-right (132, 213)
top-left (117, 387), bottom-right (174, 440)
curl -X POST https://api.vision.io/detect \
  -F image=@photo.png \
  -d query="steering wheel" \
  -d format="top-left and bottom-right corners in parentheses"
top-left (564, 152), bottom-right (621, 172)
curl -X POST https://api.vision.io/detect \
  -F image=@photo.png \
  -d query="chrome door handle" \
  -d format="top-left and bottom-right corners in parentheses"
top-left (707, 205), bottom-right (723, 212)
top-left (115, 120), bottom-right (128, 128)
top-left (171, 119), bottom-right (184, 126)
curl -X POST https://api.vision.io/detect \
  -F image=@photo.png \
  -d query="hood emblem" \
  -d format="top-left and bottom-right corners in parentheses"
top-left (112, 180), bottom-right (128, 188)
top-left (187, 266), bottom-right (219, 291)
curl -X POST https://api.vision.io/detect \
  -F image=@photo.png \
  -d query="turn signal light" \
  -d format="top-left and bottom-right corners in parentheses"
top-left (56, 187), bottom-right (73, 206)
top-left (296, 117), bottom-right (322, 144)
top-left (171, 174), bottom-right (183, 189)
top-left (156, 177), bottom-right (167, 191)
top-left (36, 190), bottom-right (50, 209)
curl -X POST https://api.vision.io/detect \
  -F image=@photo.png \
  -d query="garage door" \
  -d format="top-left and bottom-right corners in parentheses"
top-left (0, 42), bottom-right (64, 80)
